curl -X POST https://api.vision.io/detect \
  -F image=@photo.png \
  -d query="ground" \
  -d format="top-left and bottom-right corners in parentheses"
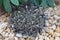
top-left (0, 5), bottom-right (60, 40)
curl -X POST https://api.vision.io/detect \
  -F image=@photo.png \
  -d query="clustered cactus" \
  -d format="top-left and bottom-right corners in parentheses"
top-left (9, 5), bottom-right (45, 37)
top-left (0, 0), bottom-right (55, 37)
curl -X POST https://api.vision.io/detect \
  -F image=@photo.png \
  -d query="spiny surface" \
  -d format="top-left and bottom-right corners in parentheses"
top-left (9, 5), bottom-right (45, 37)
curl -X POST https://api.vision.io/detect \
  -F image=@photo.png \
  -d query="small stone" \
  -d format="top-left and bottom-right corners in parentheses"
top-left (54, 15), bottom-right (60, 20)
top-left (5, 27), bottom-right (11, 33)
top-left (4, 38), bottom-right (9, 40)
top-left (14, 37), bottom-right (18, 40)
top-left (39, 38), bottom-right (43, 40)
top-left (53, 32), bottom-right (60, 37)
top-left (55, 10), bottom-right (60, 16)
top-left (16, 33), bottom-right (23, 37)
top-left (0, 39), bottom-right (3, 40)
top-left (35, 36), bottom-right (38, 40)
top-left (9, 33), bottom-right (15, 37)
top-left (56, 23), bottom-right (60, 26)
top-left (18, 11), bottom-right (21, 13)
top-left (50, 25), bottom-right (56, 30)
top-left (19, 38), bottom-right (25, 40)
top-left (55, 27), bottom-right (60, 33)
top-left (47, 29), bottom-right (54, 35)
top-left (55, 37), bottom-right (60, 40)
top-left (45, 36), bottom-right (49, 40)
top-left (38, 34), bottom-right (44, 39)
top-left (29, 37), bottom-right (35, 40)
top-left (49, 29), bottom-right (54, 34)
top-left (0, 22), bottom-right (7, 33)
top-left (0, 22), bottom-right (7, 29)
top-left (46, 20), bottom-right (50, 26)
top-left (0, 29), bottom-right (5, 33)
top-left (50, 37), bottom-right (54, 40)
top-left (4, 33), bottom-right (9, 37)
top-left (43, 27), bottom-right (49, 32)
top-left (25, 37), bottom-right (30, 40)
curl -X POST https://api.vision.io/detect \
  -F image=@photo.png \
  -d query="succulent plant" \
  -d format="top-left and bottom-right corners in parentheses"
top-left (0, 0), bottom-right (54, 13)
top-left (9, 5), bottom-right (45, 37)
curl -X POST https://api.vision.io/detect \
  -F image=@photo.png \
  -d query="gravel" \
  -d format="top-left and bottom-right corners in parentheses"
top-left (0, 5), bottom-right (60, 40)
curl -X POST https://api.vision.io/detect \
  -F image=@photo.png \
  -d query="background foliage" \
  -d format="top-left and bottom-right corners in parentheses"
top-left (0, 0), bottom-right (54, 13)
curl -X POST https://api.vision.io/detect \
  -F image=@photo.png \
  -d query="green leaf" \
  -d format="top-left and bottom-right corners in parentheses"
top-left (29, 0), bottom-right (35, 5)
top-left (42, 0), bottom-right (47, 8)
top-left (47, 0), bottom-right (55, 8)
top-left (10, 0), bottom-right (19, 6)
top-left (0, 0), bottom-right (3, 7)
top-left (3, 0), bottom-right (12, 13)
top-left (34, 0), bottom-right (40, 6)
top-left (29, 0), bottom-right (40, 6)
top-left (19, 0), bottom-right (27, 4)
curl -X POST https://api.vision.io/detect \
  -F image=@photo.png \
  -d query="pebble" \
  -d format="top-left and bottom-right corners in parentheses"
top-left (55, 37), bottom-right (60, 40)
top-left (19, 38), bottom-right (25, 40)
top-left (14, 37), bottom-right (18, 40)
top-left (43, 27), bottom-right (49, 32)
top-left (55, 27), bottom-right (60, 33)
top-left (16, 33), bottom-right (23, 37)
top-left (53, 32), bottom-right (60, 37)
top-left (0, 22), bottom-right (7, 29)
top-left (50, 24), bottom-right (56, 30)
top-left (45, 20), bottom-right (50, 26)
top-left (55, 9), bottom-right (60, 16)
top-left (45, 36), bottom-right (49, 40)
top-left (50, 37), bottom-right (54, 40)
top-left (29, 37), bottom-right (35, 40)
top-left (35, 36), bottom-right (38, 40)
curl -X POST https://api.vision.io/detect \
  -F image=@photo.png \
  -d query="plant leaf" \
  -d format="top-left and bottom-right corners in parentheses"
top-left (47, 0), bottom-right (55, 8)
top-left (42, 0), bottom-right (47, 8)
top-left (34, 0), bottom-right (40, 6)
top-left (19, 0), bottom-right (27, 4)
top-left (3, 0), bottom-right (12, 13)
top-left (0, 0), bottom-right (3, 7)
top-left (10, 0), bottom-right (19, 6)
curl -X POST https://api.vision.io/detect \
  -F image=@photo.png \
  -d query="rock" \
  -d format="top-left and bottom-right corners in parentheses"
top-left (16, 33), bottom-right (23, 37)
top-left (54, 9), bottom-right (60, 16)
top-left (56, 23), bottom-right (60, 26)
top-left (9, 33), bottom-right (15, 38)
top-left (39, 38), bottom-right (43, 40)
top-left (18, 38), bottom-right (25, 40)
top-left (25, 37), bottom-right (30, 40)
top-left (14, 37), bottom-right (18, 40)
top-left (0, 34), bottom-right (4, 40)
top-left (55, 37), bottom-right (60, 40)
top-left (38, 34), bottom-right (44, 40)
top-left (35, 36), bottom-right (38, 40)
top-left (4, 33), bottom-right (9, 37)
top-left (43, 27), bottom-right (49, 32)
top-left (54, 15), bottom-right (60, 20)
top-left (46, 29), bottom-right (54, 35)
top-left (50, 37), bottom-right (54, 40)
top-left (55, 27), bottom-right (60, 33)
top-left (45, 36), bottom-right (49, 40)
top-left (29, 37), bottom-right (35, 40)
top-left (50, 25), bottom-right (56, 30)
top-left (0, 29), bottom-right (5, 33)
top-left (0, 22), bottom-right (7, 33)
top-left (45, 20), bottom-right (50, 26)
top-left (4, 38), bottom-right (9, 40)
top-left (53, 32), bottom-right (60, 37)
top-left (0, 22), bottom-right (7, 29)
top-left (5, 27), bottom-right (11, 33)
